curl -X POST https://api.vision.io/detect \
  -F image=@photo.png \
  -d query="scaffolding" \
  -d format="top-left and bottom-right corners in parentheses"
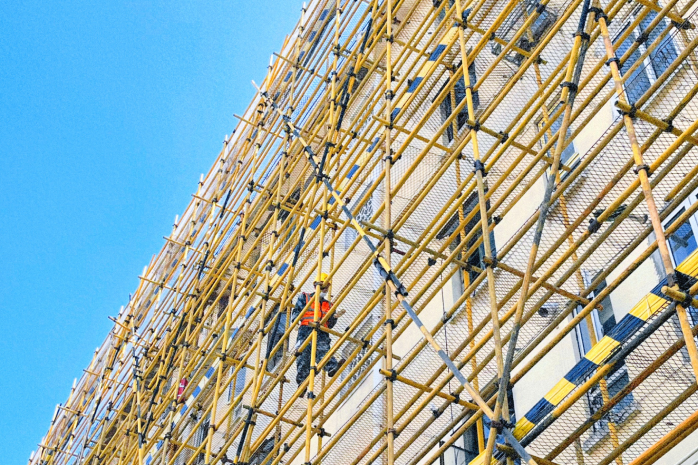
top-left (30, 0), bottom-right (698, 464)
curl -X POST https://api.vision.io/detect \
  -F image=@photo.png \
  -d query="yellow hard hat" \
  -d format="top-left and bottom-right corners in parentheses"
top-left (315, 272), bottom-right (329, 284)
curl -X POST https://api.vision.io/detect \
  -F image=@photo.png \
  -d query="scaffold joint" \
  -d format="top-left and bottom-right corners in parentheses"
top-left (588, 6), bottom-right (605, 20)
top-left (588, 217), bottom-right (601, 233)
top-left (451, 392), bottom-right (460, 404)
top-left (427, 257), bottom-right (437, 266)
top-left (663, 118), bottom-right (674, 133)
top-left (386, 369), bottom-right (397, 381)
top-left (461, 8), bottom-right (471, 25)
top-left (384, 318), bottom-right (396, 329)
top-left (473, 159), bottom-right (487, 177)
top-left (605, 57), bottom-right (621, 68)
top-left (635, 31), bottom-right (649, 45)
top-left (491, 419), bottom-right (514, 432)
top-left (560, 81), bottom-right (578, 93)
top-left (633, 164), bottom-right (650, 176)
top-left (672, 19), bottom-right (692, 30)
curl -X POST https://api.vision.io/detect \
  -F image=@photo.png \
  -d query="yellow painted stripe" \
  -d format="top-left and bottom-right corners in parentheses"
top-left (468, 451), bottom-right (498, 465)
top-left (440, 27), bottom-right (458, 46)
top-left (513, 417), bottom-right (536, 440)
top-left (543, 378), bottom-right (576, 406)
top-left (585, 336), bottom-right (620, 364)
top-left (677, 248), bottom-right (698, 274)
top-left (416, 61), bottom-right (437, 78)
top-left (629, 293), bottom-right (668, 321)
top-left (395, 93), bottom-right (410, 109)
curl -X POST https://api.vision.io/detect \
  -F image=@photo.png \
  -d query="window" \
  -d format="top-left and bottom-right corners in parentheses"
top-left (192, 413), bottom-right (210, 465)
top-left (613, 9), bottom-right (679, 104)
top-left (583, 365), bottom-right (636, 450)
top-left (438, 62), bottom-right (479, 142)
top-left (431, 391), bottom-right (515, 464)
top-left (664, 205), bottom-right (698, 268)
top-left (228, 364), bottom-right (247, 420)
top-left (437, 191), bottom-right (495, 285)
top-left (281, 188), bottom-right (301, 246)
top-left (491, 0), bottom-right (557, 66)
top-left (662, 190), bottom-right (698, 358)
top-left (340, 315), bottom-right (374, 398)
top-left (572, 277), bottom-right (638, 450)
top-left (538, 101), bottom-right (579, 175)
top-left (345, 186), bottom-right (374, 249)
top-left (432, 422), bottom-right (478, 465)
top-left (572, 277), bottom-right (617, 357)
top-left (462, 424), bottom-right (479, 463)
top-left (249, 437), bottom-right (276, 465)
top-left (435, 440), bottom-right (467, 465)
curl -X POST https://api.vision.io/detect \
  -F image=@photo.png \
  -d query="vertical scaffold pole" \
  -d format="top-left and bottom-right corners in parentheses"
top-left (384, 0), bottom-right (395, 464)
top-left (452, 1), bottom-right (509, 462)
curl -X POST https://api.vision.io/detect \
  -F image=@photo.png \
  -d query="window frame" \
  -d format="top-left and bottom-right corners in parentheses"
top-left (611, 6), bottom-right (679, 116)
top-left (662, 187), bottom-right (698, 270)
top-left (536, 99), bottom-right (580, 178)
top-left (662, 187), bottom-right (698, 345)
top-left (437, 62), bottom-right (480, 144)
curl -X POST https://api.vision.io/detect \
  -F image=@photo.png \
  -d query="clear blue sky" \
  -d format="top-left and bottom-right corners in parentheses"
top-left (0, 1), bottom-right (302, 461)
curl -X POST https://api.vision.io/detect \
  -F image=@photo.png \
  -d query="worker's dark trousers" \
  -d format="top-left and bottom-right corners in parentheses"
top-left (266, 312), bottom-right (286, 370)
top-left (295, 325), bottom-right (339, 386)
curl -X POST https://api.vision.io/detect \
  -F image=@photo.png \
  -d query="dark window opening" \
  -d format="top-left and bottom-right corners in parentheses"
top-left (249, 437), bottom-right (276, 465)
top-left (491, 0), bottom-right (557, 66)
top-left (573, 279), bottom-right (638, 450)
top-left (437, 191), bottom-right (495, 285)
top-left (193, 414), bottom-right (211, 465)
top-left (540, 101), bottom-right (578, 173)
top-left (438, 62), bottom-right (480, 142)
top-left (613, 10), bottom-right (678, 104)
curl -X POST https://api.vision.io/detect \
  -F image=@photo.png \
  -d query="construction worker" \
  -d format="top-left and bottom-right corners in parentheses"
top-left (293, 273), bottom-right (345, 387)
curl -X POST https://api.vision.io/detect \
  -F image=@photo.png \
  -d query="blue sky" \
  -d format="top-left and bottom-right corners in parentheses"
top-left (0, 1), bottom-right (302, 461)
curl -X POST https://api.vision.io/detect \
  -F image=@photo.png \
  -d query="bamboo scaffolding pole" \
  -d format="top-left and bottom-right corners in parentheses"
top-left (35, 2), bottom-right (698, 465)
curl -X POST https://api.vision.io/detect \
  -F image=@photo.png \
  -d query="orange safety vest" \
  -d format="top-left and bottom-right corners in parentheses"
top-left (300, 292), bottom-right (331, 327)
